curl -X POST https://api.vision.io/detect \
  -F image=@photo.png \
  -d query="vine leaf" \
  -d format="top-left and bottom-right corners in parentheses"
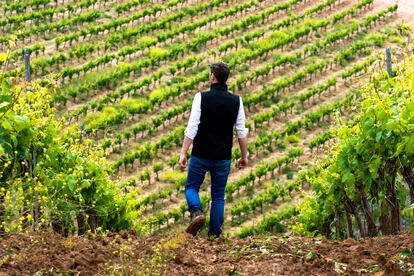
top-left (67, 176), bottom-right (76, 192)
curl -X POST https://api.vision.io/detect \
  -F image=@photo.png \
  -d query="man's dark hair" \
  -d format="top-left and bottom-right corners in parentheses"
top-left (209, 62), bottom-right (230, 83)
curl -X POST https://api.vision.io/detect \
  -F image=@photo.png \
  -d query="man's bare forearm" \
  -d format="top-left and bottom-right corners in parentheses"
top-left (238, 137), bottom-right (248, 159)
top-left (179, 135), bottom-right (193, 170)
top-left (181, 135), bottom-right (193, 156)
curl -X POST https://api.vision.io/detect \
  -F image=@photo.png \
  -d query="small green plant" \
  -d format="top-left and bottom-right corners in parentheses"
top-left (278, 141), bottom-right (287, 150)
top-left (285, 134), bottom-right (300, 144)
top-left (160, 170), bottom-right (185, 183)
top-left (152, 162), bottom-right (164, 180)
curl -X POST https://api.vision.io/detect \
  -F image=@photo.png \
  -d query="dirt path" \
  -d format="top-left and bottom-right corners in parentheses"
top-left (0, 231), bottom-right (413, 275)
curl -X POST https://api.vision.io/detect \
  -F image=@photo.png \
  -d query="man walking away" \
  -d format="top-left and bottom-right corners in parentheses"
top-left (178, 61), bottom-right (249, 239)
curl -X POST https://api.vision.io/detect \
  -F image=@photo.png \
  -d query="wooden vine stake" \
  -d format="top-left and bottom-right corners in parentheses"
top-left (24, 48), bottom-right (31, 81)
top-left (386, 47), bottom-right (393, 77)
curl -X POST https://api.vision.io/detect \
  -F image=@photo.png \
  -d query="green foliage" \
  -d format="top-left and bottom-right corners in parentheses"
top-left (160, 170), bottom-right (185, 183)
top-left (152, 162), bottom-right (164, 180)
top-left (237, 205), bottom-right (298, 237)
top-left (285, 134), bottom-right (300, 144)
top-left (402, 204), bottom-right (414, 232)
top-left (139, 169), bottom-right (151, 184)
top-left (296, 54), bottom-right (414, 239)
top-left (0, 66), bottom-right (136, 233)
top-left (308, 129), bottom-right (334, 150)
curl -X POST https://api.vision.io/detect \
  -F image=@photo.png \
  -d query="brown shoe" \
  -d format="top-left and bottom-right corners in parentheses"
top-left (185, 210), bottom-right (206, 237)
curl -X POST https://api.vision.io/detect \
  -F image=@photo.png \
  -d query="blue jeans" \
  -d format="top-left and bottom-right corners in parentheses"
top-left (185, 155), bottom-right (231, 237)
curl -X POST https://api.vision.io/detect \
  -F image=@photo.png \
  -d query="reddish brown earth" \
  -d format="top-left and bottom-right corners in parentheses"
top-left (0, 231), bottom-right (413, 275)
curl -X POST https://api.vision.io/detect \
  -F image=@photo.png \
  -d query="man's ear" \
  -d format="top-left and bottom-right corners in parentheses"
top-left (210, 73), bottom-right (216, 82)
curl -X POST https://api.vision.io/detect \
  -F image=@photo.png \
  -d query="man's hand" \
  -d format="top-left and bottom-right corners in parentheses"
top-left (237, 137), bottom-right (248, 169)
top-left (178, 153), bottom-right (187, 171)
top-left (237, 157), bottom-right (248, 169)
top-left (179, 136), bottom-right (193, 171)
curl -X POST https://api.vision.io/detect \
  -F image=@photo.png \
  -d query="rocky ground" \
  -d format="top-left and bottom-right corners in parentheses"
top-left (0, 230), bottom-right (413, 275)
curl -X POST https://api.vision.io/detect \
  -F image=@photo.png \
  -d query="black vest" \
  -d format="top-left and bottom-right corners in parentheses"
top-left (191, 83), bottom-right (240, 160)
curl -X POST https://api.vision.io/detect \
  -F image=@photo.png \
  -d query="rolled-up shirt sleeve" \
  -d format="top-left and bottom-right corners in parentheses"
top-left (235, 96), bottom-right (248, 138)
top-left (184, 92), bottom-right (201, 140)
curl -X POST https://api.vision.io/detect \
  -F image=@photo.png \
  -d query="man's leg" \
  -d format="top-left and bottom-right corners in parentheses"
top-left (185, 155), bottom-right (208, 212)
top-left (209, 159), bottom-right (231, 237)
top-left (185, 155), bottom-right (209, 236)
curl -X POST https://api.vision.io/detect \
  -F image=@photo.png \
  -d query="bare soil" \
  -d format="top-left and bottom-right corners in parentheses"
top-left (0, 231), bottom-right (413, 275)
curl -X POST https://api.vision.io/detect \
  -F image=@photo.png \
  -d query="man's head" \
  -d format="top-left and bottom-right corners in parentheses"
top-left (209, 61), bottom-right (230, 84)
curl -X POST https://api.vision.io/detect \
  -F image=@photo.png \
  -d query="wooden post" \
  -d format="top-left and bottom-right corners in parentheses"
top-left (386, 47), bottom-right (393, 77)
top-left (24, 48), bottom-right (31, 81)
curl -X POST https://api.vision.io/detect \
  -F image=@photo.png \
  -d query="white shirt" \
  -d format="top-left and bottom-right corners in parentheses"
top-left (184, 92), bottom-right (249, 140)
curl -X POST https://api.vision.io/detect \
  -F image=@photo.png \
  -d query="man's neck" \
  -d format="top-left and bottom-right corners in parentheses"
top-left (210, 82), bottom-right (227, 91)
